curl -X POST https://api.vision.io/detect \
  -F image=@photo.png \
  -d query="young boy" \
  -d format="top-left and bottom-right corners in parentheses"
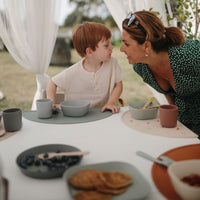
top-left (47, 22), bottom-right (125, 113)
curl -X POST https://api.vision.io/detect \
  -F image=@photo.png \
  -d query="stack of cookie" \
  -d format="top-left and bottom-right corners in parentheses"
top-left (69, 169), bottom-right (132, 200)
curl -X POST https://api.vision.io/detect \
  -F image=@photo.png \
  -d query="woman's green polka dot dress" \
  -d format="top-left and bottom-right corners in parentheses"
top-left (133, 39), bottom-right (200, 136)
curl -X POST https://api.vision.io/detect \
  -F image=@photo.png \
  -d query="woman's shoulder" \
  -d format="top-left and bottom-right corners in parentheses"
top-left (181, 39), bottom-right (200, 50)
top-left (169, 39), bottom-right (200, 64)
top-left (169, 39), bottom-right (200, 53)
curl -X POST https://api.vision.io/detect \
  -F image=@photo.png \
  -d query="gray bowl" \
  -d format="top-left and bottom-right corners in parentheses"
top-left (60, 100), bottom-right (90, 117)
top-left (128, 101), bottom-right (158, 120)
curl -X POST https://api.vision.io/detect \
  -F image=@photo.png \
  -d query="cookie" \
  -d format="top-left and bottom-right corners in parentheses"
top-left (99, 171), bottom-right (132, 189)
top-left (69, 169), bottom-right (100, 189)
top-left (74, 190), bottom-right (112, 200)
top-left (94, 172), bottom-right (127, 194)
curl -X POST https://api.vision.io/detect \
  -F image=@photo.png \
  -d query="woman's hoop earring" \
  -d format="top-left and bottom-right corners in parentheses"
top-left (145, 53), bottom-right (148, 57)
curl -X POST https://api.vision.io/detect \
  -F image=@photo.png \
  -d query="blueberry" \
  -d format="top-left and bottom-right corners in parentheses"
top-left (48, 165), bottom-right (57, 171)
top-left (34, 159), bottom-right (41, 166)
top-left (43, 153), bottom-right (49, 158)
top-left (20, 163), bottom-right (27, 169)
top-left (46, 160), bottom-right (52, 166)
top-left (20, 157), bottom-right (27, 164)
top-left (58, 164), bottom-right (66, 170)
top-left (72, 156), bottom-right (80, 163)
top-left (66, 157), bottom-right (74, 166)
top-left (26, 158), bottom-right (34, 165)
top-left (42, 159), bottom-right (48, 165)
top-left (64, 164), bottom-right (69, 170)
top-left (51, 157), bottom-right (57, 163)
top-left (56, 157), bottom-right (62, 163)
top-left (61, 156), bottom-right (68, 162)
top-left (28, 154), bottom-right (35, 159)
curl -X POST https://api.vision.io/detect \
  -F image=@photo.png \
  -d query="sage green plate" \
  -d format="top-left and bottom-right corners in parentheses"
top-left (63, 161), bottom-right (150, 200)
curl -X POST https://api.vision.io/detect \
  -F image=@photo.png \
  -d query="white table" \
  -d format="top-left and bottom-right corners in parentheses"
top-left (0, 107), bottom-right (199, 200)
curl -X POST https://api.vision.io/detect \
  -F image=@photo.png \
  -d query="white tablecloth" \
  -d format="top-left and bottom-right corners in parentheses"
top-left (0, 107), bottom-right (199, 200)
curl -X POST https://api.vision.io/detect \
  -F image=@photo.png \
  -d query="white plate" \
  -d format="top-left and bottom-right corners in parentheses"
top-left (63, 161), bottom-right (150, 200)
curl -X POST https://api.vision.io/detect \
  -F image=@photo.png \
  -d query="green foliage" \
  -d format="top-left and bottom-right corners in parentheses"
top-left (111, 39), bottom-right (122, 47)
top-left (63, 11), bottom-right (104, 27)
top-left (63, 0), bottom-right (117, 28)
top-left (167, 0), bottom-right (200, 39)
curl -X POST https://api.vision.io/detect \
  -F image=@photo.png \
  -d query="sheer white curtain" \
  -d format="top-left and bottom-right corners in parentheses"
top-left (103, 1), bottom-right (129, 31)
top-left (0, 0), bottom-right (61, 109)
top-left (130, 0), bottom-right (168, 25)
top-left (104, 0), bottom-right (168, 104)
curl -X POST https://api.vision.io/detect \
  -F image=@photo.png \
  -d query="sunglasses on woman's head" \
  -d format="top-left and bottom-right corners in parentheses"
top-left (126, 12), bottom-right (146, 34)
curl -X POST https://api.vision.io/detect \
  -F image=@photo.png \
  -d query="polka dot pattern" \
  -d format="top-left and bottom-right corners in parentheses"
top-left (133, 39), bottom-right (200, 136)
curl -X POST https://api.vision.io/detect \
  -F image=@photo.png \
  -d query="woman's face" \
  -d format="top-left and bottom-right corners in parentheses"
top-left (120, 30), bottom-right (145, 64)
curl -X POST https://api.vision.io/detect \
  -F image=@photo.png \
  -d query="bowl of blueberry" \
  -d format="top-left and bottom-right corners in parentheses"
top-left (16, 144), bottom-right (83, 179)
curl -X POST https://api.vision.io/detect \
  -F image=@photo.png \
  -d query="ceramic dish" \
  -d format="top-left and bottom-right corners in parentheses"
top-left (60, 100), bottom-right (90, 117)
top-left (168, 159), bottom-right (200, 200)
top-left (128, 101), bottom-right (158, 120)
top-left (63, 161), bottom-right (150, 200)
top-left (151, 144), bottom-right (200, 200)
top-left (16, 144), bottom-right (83, 179)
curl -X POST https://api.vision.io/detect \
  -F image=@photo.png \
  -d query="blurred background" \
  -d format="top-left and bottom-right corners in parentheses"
top-left (0, 0), bottom-right (199, 111)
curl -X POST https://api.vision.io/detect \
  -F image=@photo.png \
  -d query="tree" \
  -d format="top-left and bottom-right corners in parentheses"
top-left (167, 0), bottom-right (200, 39)
top-left (63, 0), bottom-right (117, 28)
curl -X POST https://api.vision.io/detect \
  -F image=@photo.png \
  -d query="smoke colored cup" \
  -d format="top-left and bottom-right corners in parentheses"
top-left (3, 108), bottom-right (22, 132)
top-left (36, 98), bottom-right (53, 119)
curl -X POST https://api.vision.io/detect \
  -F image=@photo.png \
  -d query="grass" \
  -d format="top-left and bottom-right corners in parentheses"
top-left (0, 46), bottom-right (153, 111)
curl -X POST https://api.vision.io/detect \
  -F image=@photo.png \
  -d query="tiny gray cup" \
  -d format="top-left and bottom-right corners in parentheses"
top-left (3, 108), bottom-right (22, 132)
top-left (36, 98), bottom-right (53, 119)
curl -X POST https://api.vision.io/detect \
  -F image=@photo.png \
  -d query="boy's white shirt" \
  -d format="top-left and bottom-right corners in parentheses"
top-left (52, 57), bottom-right (125, 107)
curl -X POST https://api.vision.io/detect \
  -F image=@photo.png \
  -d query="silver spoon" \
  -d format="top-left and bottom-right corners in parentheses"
top-left (136, 151), bottom-right (175, 167)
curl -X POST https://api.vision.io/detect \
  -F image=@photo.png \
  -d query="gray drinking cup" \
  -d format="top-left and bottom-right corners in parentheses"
top-left (3, 108), bottom-right (22, 132)
top-left (36, 98), bottom-right (53, 119)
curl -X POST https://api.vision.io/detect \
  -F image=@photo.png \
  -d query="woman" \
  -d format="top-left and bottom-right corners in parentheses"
top-left (120, 10), bottom-right (200, 136)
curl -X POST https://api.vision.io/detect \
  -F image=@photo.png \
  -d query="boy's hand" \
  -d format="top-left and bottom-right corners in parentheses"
top-left (101, 103), bottom-right (120, 114)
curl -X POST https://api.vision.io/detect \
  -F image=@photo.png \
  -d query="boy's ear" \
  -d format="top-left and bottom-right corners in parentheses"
top-left (86, 47), bottom-right (93, 56)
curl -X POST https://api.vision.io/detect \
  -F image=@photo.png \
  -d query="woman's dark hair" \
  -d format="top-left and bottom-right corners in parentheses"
top-left (122, 11), bottom-right (185, 52)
